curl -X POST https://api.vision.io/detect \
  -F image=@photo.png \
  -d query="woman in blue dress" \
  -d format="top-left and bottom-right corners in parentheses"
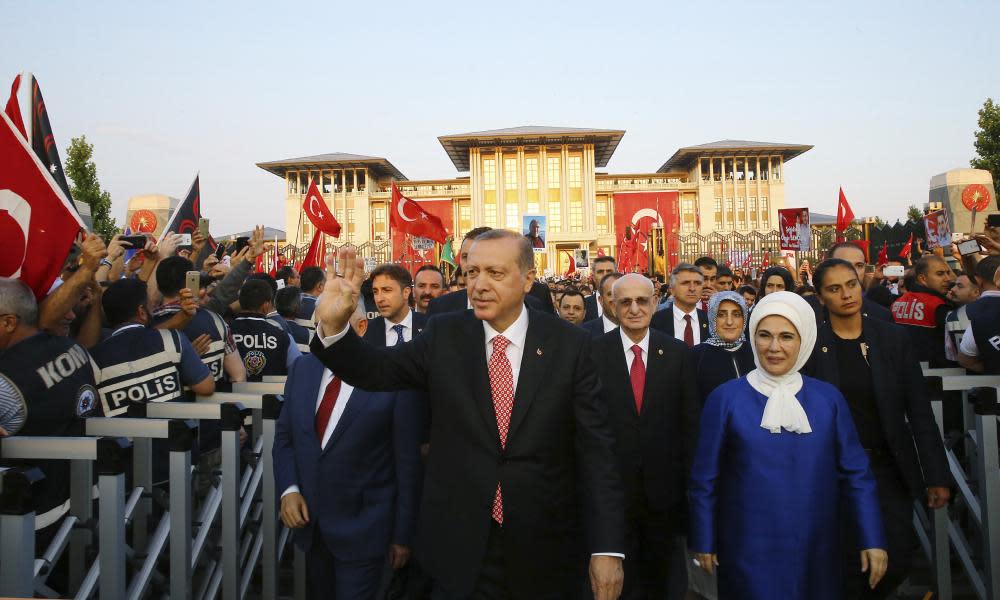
top-left (688, 291), bottom-right (888, 599)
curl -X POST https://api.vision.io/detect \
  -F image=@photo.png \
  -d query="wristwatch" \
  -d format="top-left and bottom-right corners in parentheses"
top-left (99, 258), bottom-right (114, 268)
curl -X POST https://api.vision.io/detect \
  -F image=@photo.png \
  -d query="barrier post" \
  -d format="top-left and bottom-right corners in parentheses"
top-left (261, 394), bottom-right (282, 599)
top-left (220, 402), bottom-right (245, 600)
top-left (97, 437), bottom-right (131, 600)
top-left (975, 390), bottom-right (1000, 599)
top-left (0, 467), bottom-right (44, 598)
top-left (169, 419), bottom-right (197, 600)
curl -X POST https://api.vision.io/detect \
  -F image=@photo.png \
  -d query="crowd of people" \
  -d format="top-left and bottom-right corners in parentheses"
top-left (0, 216), bottom-right (999, 600)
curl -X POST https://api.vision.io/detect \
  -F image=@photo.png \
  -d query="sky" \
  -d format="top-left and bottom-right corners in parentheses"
top-left (3, 0), bottom-right (998, 235)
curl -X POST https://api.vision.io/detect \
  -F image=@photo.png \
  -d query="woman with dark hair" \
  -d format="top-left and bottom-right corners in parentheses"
top-left (759, 266), bottom-right (795, 298)
top-left (689, 291), bottom-right (755, 403)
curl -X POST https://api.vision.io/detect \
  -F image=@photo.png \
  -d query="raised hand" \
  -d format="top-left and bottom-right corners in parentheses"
top-left (313, 247), bottom-right (365, 336)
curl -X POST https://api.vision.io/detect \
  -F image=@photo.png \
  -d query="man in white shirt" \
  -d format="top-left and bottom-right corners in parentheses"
top-left (583, 272), bottom-right (623, 338)
top-left (274, 303), bottom-right (423, 599)
top-left (364, 264), bottom-right (427, 347)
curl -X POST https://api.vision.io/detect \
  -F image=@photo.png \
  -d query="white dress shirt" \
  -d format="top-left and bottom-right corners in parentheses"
top-left (595, 295), bottom-right (604, 318)
top-left (672, 304), bottom-right (701, 345)
top-left (318, 306), bottom-right (623, 558)
top-left (601, 314), bottom-right (618, 334)
top-left (281, 369), bottom-right (356, 498)
top-left (620, 328), bottom-right (650, 371)
top-left (385, 309), bottom-right (414, 344)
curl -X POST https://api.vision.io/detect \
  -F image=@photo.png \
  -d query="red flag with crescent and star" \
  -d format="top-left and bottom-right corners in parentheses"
top-left (900, 233), bottom-right (914, 259)
top-left (390, 182), bottom-right (448, 244)
top-left (298, 230), bottom-right (326, 270)
top-left (0, 109), bottom-right (85, 298)
top-left (877, 242), bottom-right (888, 267)
top-left (836, 187), bottom-right (855, 242)
top-left (303, 179), bottom-right (341, 238)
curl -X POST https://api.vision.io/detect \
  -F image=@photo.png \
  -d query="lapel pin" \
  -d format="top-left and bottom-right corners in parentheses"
top-left (536, 348), bottom-right (543, 356)
top-left (821, 346), bottom-right (828, 353)
top-left (658, 349), bottom-right (664, 355)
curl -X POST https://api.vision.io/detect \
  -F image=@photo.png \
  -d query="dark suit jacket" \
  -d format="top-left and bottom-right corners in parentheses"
top-left (584, 294), bottom-right (600, 323)
top-left (590, 329), bottom-right (699, 528)
top-left (649, 306), bottom-right (709, 342)
top-left (310, 309), bottom-right (624, 597)
top-left (803, 316), bottom-right (950, 499)
top-left (582, 316), bottom-right (610, 339)
top-left (363, 312), bottom-right (428, 347)
top-left (805, 294), bottom-right (892, 325)
top-left (272, 354), bottom-right (423, 559)
top-left (426, 281), bottom-right (554, 317)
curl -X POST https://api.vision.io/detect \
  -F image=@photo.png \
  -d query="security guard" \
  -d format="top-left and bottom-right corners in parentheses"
top-left (0, 278), bottom-right (101, 531)
top-left (152, 256), bottom-right (244, 385)
top-left (890, 255), bottom-right (956, 367)
top-left (90, 278), bottom-right (215, 417)
top-left (959, 256), bottom-right (1000, 374)
top-left (231, 279), bottom-right (301, 381)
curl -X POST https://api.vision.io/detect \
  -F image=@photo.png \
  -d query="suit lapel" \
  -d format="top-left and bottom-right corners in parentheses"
top-left (299, 357), bottom-right (327, 451)
top-left (322, 387), bottom-right (365, 455)
top-left (642, 335), bottom-right (667, 416)
top-left (814, 326), bottom-right (841, 387)
top-left (507, 311), bottom-right (555, 440)
top-left (462, 314), bottom-right (501, 446)
top-left (611, 335), bottom-right (638, 418)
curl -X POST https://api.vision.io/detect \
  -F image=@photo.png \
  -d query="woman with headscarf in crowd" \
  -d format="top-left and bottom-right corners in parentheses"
top-left (759, 265), bottom-right (796, 298)
top-left (688, 291), bottom-right (755, 404)
top-left (688, 291), bottom-right (887, 599)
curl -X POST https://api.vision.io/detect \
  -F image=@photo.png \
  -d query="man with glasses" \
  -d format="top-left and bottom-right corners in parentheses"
top-left (590, 273), bottom-right (700, 598)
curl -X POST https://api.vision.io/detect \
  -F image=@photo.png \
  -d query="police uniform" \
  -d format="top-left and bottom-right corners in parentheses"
top-left (945, 305), bottom-right (972, 363)
top-left (891, 284), bottom-right (954, 366)
top-left (152, 305), bottom-right (231, 384)
top-left (90, 324), bottom-right (211, 417)
top-left (230, 313), bottom-right (300, 381)
top-left (961, 293), bottom-right (1000, 374)
top-left (295, 293), bottom-right (318, 336)
top-left (0, 333), bottom-right (101, 528)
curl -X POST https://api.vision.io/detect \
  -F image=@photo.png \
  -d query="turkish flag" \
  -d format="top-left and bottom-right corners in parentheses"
top-left (159, 175), bottom-right (202, 242)
top-left (0, 110), bottom-right (85, 298)
top-left (4, 74), bottom-right (25, 139)
top-left (761, 252), bottom-right (771, 269)
top-left (877, 242), bottom-right (888, 267)
top-left (298, 230), bottom-right (326, 270)
top-left (303, 179), bottom-right (341, 238)
top-left (836, 187), bottom-right (855, 239)
top-left (268, 242), bottom-right (278, 278)
top-left (390, 182), bottom-right (447, 244)
top-left (900, 233), bottom-right (914, 259)
top-left (564, 251), bottom-right (576, 276)
top-left (849, 239), bottom-right (870, 262)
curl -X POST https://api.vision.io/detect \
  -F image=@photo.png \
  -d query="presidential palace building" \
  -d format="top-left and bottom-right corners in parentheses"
top-left (256, 127), bottom-right (812, 274)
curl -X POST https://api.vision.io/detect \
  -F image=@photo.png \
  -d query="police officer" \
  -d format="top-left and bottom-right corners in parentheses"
top-left (0, 278), bottom-right (101, 534)
top-left (959, 256), bottom-right (1000, 374)
top-left (90, 278), bottom-right (215, 417)
top-left (269, 286), bottom-right (311, 348)
top-left (231, 279), bottom-right (301, 381)
top-left (890, 254), bottom-right (956, 367)
top-left (153, 256), bottom-right (245, 385)
top-left (944, 272), bottom-right (982, 362)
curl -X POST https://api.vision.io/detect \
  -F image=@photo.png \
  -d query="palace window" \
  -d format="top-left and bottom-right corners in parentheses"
top-left (714, 198), bottom-right (722, 229)
top-left (372, 203), bottom-right (387, 239)
top-left (547, 156), bottom-right (561, 232)
top-left (506, 203), bottom-right (519, 230)
top-left (526, 157), bottom-right (539, 214)
top-left (724, 198), bottom-right (735, 231)
top-left (301, 219), bottom-right (312, 239)
top-left (322, 172), bottom-right (332, 194)
top-left (549, 199), bottom-right (561, 233)
top-left (760, 197), bottom-right (769, 227)
top-left (458, 201), bottom-right (472, 239)
top-left (595, 196), bottom-right (610, 234)
top-left (505, 157), bottom-right (519, 229)
top-left (346, 209), bottom-right (356, 241)
top-left (484, 158), bottom-right (497, 227)
top-left (681, 198), bottom-right (696, 232)
top-left (749, 197), bottom-right (758, 228)
top-left (568, 155), bottom-right (582, 188)
top-left (736, 197), bottom-right (746, 230)
top-left (288, 172), bottom-right (298, 194)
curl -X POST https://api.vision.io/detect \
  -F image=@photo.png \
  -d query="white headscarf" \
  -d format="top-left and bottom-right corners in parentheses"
top-left (747, 291), bottom-right (817, 434)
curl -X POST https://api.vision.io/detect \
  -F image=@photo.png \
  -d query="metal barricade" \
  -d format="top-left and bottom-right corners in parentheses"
top-left (0, 436), bottom-right (132, 600)
top-left (0, 467), bottom-right (45, 598)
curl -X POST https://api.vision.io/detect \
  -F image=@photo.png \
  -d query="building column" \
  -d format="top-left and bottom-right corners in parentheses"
top-left (517, 146), bottom-right (526, 215)
top-left (561, 146), bottom-right (569, 236)
top-left (471, 148), bottom-right (484, 226)
top-left (583, 144), bottom-right (596, 234)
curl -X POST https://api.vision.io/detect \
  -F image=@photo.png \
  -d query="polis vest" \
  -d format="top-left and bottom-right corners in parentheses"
top-left (91, 326), bottom-right (184, 417)
top-left (152, 306), bottom-right (228, 382)
top-left (968, 296), bottom-right (1000, 375)
top-left (891, 292), bottom-right (946, 328)
top-left (231, 314), bottom-right (291, 381)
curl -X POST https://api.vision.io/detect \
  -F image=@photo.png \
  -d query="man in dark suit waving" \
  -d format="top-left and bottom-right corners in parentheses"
top-left (591, 274), bottom-right (699, 599)
top-left (310, 230), bottom-right (625, 599)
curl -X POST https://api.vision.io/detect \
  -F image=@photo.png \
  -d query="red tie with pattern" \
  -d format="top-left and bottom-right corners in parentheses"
top-left (683, 314), bottom-right (695, 348)
top-left (630, 345), bottom-right (645, 414)
top-left (488, 335), bottom-right (514, 524)
top-left (315, 375), bottom-right (342, 442)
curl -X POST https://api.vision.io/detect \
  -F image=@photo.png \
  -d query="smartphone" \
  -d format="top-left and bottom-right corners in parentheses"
top-left (214, 243), bottom-right (226, 259)
top-left (231, 236), bottom-right (250, 255)
top-left (884, 265), bottom-right (905, 278)
top-left (198, 218), bottom-right (210, 237)
top-left (952, 232), bottom-right (965, 243)
top-left (120, 235), bottom-right (147, 248)
top-left (185, 270), bottom-right (201, 297)
top-left (988, 214), bottom-right (1000, 228)
top-left (864, 264), bottom-right (875, 274)
top-left (958, 238), bottom-right (984, 256)
top-left (176, 233), bottom-right (192, 246)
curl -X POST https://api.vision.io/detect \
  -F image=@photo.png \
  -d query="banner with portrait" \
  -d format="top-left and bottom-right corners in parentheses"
top-left (923, 209), bottom-right (952, 250)
top-left (778, 207), bottom-right (811, 252)
top-left (523, 215), bottom-right (547, 251)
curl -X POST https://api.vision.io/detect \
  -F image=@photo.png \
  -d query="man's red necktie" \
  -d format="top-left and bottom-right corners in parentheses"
top-left (684, 314), bottom-right (695, 347)
top-left (630, 345), bottom-right (645, 414)
top-left (315, 375), bottom-right (342, 442)
top-left (488, 335), bottom-right (514, 524)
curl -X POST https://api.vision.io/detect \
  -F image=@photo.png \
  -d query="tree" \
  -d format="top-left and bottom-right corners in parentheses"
top-left (906, 205), bottom-right (923, 222)
top-left (971, 97), bottom-right (1000, 185)
top-left (65, 135), bottom-right (118, 239)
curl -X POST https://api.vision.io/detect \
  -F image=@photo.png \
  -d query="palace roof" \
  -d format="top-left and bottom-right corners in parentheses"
top-left (657, 140), bottom-right (813, 172)
top-left (438, 126), bottom-right (625, 171)
top-left (256, 153), bottom-right (407, 181)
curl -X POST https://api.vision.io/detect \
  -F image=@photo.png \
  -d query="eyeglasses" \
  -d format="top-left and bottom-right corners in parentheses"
top-left (616, 296), bottom-right (654, 309)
